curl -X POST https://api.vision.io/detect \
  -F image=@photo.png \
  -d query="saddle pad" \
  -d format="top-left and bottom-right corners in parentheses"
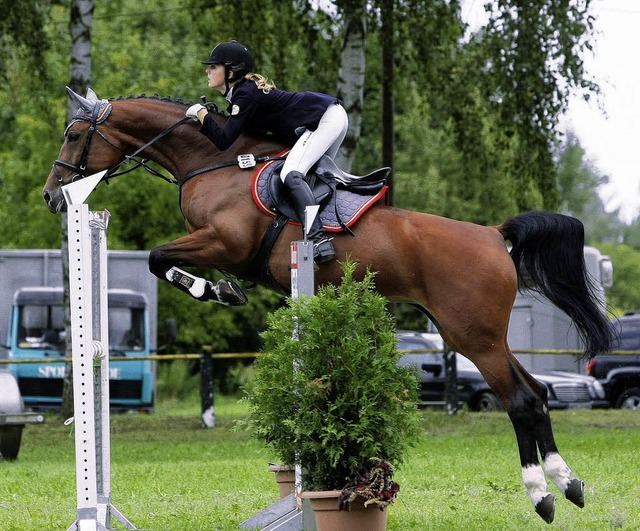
top-left (251, 157), bottom-right (388, 233)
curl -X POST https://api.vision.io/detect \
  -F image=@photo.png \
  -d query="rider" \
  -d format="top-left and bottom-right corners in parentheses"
top-left (186, 40), bottom-right (345, 264)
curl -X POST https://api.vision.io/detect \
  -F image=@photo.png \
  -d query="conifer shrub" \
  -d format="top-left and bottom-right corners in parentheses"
top-left (245, 260), bottom-right (421, 492)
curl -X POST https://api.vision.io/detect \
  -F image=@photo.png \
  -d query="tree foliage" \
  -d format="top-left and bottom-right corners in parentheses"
top-left (0, 0), bottom-right (50, 82)
top-left (557, 131), bottom-right (604, 217)
top-left (597, 243), bottom-right (640, 313)
top-left (479, 0), bottom-right (599, 211)
top-left (1, 0), bottom-right (626, 348)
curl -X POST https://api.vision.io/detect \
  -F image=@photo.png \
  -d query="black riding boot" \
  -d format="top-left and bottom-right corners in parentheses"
top-left (282, 171), bottom-right (336, 263)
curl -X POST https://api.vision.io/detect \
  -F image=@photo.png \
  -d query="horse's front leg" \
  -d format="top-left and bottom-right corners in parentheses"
top-left (149, 228), bottom-right (247, 306)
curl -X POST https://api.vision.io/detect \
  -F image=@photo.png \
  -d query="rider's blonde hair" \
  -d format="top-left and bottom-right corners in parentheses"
top-left (245, 73), bottom-right (276, 94)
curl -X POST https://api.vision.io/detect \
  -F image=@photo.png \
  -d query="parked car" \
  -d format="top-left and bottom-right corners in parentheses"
top-left (397, 331), bottom-right (608, 411)
top-left (586, 312), bottom-right (640, 409)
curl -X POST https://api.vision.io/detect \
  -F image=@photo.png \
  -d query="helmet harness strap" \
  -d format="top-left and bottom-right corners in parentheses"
top-left (223, 65), bottom-right (233, 97)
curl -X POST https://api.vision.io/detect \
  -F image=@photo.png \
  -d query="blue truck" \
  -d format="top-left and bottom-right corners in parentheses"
top-left (0, 249), bottom-right (157, 412)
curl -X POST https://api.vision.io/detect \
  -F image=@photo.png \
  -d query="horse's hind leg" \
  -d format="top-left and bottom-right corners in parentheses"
top-left (149, 228), bottom-right (247, 306)
top-left (507, 372), bottom-right (558, 523)
top-left (471, 352), bottom-right (557, 523)
top-left (513, 359), bottom-right (586, 508)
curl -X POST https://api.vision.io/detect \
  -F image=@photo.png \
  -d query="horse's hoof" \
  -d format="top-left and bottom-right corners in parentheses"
top-left (212, 279), bottom-right (248, 306)
top-left (535, 494), bottom-right (556, 524)
top-left (565, 478), bottom-right (585, 508)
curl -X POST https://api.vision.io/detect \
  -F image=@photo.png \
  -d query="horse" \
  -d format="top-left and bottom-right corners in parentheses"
top-left (43, 88), bottom-right (612, 524)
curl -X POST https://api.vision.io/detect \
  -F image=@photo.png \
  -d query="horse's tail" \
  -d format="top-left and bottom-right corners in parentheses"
top-left (499, 211), bottom-right (613, 358)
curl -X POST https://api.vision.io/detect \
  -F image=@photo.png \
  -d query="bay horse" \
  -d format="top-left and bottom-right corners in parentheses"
top-left (43, 88), bottom-right (612, 524)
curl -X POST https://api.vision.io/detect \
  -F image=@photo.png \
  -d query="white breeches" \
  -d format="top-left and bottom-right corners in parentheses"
top-left (280, 103), bottom-right (348, 182)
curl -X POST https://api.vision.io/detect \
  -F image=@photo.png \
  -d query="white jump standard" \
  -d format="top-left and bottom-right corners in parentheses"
top-left (63, 171), bottom-right (137, 531)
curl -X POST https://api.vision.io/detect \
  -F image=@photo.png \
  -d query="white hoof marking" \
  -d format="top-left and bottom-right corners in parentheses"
top-left (543, 452), bottom-right (572, 492)
top-left (522, 464), bottom-right (548, 506)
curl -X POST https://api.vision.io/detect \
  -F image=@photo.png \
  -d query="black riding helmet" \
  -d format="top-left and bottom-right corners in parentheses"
top-left (203, 40), bottom-right (255, 94)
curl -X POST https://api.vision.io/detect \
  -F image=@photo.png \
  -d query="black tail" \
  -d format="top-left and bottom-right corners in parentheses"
top-left (499, 211), bottom-right (613, 358)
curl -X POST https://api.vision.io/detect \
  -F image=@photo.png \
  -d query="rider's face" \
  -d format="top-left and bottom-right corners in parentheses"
top-left (206, 64), bottom-right (226, 94)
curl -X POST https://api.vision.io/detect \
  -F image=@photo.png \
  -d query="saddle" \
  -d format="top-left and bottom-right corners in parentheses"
top-left (241, 155), bottom-right (389, 293)
top-left (252, 154), bottom-right (390, 233)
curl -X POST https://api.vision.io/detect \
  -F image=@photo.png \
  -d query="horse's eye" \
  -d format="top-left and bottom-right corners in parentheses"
top-left (67, 131), bottom-right (80, 142)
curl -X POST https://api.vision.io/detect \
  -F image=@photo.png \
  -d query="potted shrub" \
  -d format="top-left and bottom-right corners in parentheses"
top-left (267, 463), bottom-right (296, 499)
top-left (245, 261), bottom-right (421, 530)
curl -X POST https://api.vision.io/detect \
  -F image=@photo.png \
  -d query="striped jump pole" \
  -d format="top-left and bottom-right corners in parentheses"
top-left (290, 206), bottom-right (318, 530)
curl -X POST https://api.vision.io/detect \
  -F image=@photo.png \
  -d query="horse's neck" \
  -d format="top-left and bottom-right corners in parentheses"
top-left (115, 101), bottom-right (283, 179)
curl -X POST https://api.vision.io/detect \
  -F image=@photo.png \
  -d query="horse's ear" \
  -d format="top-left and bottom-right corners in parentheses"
top-left (66, 86), bottom-right (97, 113)
top-left (86, 87), bottom-right (99, 101)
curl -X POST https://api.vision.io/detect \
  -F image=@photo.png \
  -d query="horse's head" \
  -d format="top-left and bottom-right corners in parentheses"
top-left (43, 87), bottom-right (125, 213)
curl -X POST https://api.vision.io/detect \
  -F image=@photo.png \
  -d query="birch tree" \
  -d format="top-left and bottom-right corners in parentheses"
top-left (61, 0), bottom-right (95, 419)
top-left (334, 0), bottom-right (367, 172)
top-left (481, 0), bottom-right (599, 211)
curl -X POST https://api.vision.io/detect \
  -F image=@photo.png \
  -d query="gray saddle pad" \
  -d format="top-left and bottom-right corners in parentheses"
top-left (251, 157), bottom-right (388, 232)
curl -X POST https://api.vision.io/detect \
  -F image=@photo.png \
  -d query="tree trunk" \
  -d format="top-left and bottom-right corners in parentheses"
top-left (335, 0), bottom-right (366, 173)
top-left (381, 0), bottom-right (394, 205)
top-left (60, 0), bottom-right (94, 419)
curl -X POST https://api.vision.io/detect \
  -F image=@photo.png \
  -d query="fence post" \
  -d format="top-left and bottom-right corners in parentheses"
top-left (200, 346), bottom-right (215, 428)
top-left (290, 205), bottom-right (319, 530)
top-left (238, 210), bottom-right (319, 531)
top-left (443, 346), bottom-right (459, 415)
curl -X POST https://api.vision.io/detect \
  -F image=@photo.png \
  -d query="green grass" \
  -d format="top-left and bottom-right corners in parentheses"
top-left (1, 398), bottom-right (639, 530)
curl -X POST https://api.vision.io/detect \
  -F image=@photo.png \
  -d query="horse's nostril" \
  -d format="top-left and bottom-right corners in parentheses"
top-left (43, 191), bottom-right (50, 204)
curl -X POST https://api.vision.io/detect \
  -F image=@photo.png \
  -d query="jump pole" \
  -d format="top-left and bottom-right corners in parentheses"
top-left (62, 171), bottom-right (136, 531)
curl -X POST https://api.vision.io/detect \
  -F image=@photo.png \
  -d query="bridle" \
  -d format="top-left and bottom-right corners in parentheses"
top-left (52, 102), bottom-right (192, 187)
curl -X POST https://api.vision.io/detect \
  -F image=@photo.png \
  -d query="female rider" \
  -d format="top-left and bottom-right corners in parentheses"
top-left (186, 40), bottom-right (348, 264)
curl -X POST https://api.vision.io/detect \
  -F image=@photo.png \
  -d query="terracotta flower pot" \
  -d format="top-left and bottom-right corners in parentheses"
top-left (301, 490), bottom-right (387, 531)
top-left (268, 464), bottom-right (296, 499)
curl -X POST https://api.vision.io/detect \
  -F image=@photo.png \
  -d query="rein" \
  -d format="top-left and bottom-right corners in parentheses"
top-left (104, 116), bottom-right (193, 184)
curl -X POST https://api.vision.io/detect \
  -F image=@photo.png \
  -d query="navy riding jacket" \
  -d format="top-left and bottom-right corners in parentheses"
top-left (200, 79), bottom-right (339, 149)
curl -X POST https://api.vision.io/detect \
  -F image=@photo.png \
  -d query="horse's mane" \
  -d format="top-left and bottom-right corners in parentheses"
top-left (109, 94), bottom-right (226, 117)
